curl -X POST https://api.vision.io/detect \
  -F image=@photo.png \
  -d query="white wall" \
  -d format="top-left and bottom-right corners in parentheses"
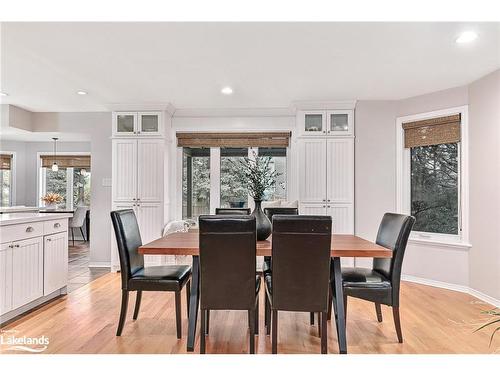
top-left (468, 70), bottom-right (500, 301)
top-left (0, 140), bottom-right (27, 205)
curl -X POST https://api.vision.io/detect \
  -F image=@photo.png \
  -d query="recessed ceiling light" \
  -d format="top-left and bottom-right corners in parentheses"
top-left (0, 92), bottom-right (8, 97)
top-left (221, 86), bottom-right (233, 95)
top-left (456, 31), bottom-right (478, 44)
top-left (76, 90), bottom-right (88, 95)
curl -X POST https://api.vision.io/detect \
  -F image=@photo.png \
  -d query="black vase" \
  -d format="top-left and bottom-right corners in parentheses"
top-left (251, 200), bottom-right (271, 241)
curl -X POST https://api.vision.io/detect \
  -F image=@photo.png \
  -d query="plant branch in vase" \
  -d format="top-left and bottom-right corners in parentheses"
top-left (41, 192), bottom-right (63, 210)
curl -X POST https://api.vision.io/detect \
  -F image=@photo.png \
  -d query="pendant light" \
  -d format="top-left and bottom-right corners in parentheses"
top-left (51, 137), bottom-right (59, 171)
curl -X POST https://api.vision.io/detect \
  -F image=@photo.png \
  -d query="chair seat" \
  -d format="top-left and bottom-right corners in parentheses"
top-left (341, 267), bottom-right (391, 288)
top-left (129, 265), bottom-right (191, 291)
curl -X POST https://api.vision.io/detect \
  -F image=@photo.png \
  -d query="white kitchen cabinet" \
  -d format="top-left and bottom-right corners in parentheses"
top-left (136, 203), bottom-right (163, 266)
top-left (43, 231), bottom-right (69, 296)
top-left (326, 138), bottom-right (354, 203)
top-left (12, 236), bottom-right (44, 310)
top-left (299, 203), bottom-right (327, 215)
top-left (298, 110), bottom-right (354, 136)
top-left (112, 139), bottom-right (138, 202)
top-left (113, 111), bottom-right (163, 137)
top-left (298, 111), bottom-right (327, 136)
top-left (328, 203), bottom-right (354, 234)
top-left (299, 139), bottom-right (327, 203)
top-left (0, 243), bottom-right (13, 315)
top-left (137, 139), bottom-right (164, 202)
top-left (327, 110), bottom-right (354, 136)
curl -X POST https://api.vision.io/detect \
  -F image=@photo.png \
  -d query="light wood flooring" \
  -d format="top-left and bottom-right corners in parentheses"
top-left (1, 272), bottom-right (498, 354)
top-left (68, 242), bottom-right (109, 293)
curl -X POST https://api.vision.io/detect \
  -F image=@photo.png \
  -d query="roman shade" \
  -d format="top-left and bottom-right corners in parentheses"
top-left (41, 155), bottom-right (91, 168)
top-left (402, 114), bottom-right (461, 148)
top-left (0, 154), bottom-right (12, 170)
top-left (177, 132), bottom-right (291, 148)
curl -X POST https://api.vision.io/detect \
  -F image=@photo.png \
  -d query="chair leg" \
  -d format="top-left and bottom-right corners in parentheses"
top-left (205, 310), bottom-right (210, 335)
top-left (255, 297), bottom-right (259, 334)
top-left (343, 294), bottom-right (348, 323)
top-left (71, 228), bottom-right (75, 247)
top-left (272, 310), bottom-right (278, 354)
top-left (249, 308), bottom-right (255, 354)
top-left (132, 291), bottom-right (142, 320)
top-left (186, 280), bottom-right (191, 318)
top-left (79, 227), bottom-right (86, 242)
top-left (321, 311), bottom-right (328, 354)
top-left (327, 287), bottom-right (333, 321)
top-left (200, 308), bottom-right (206, 354)
top-left (175, 291), bottom-right (182, 339)
top-left (116, 290), bottom-right (129, 336)
top-left (310, 312), bottom-right (315, 325)
top-left (375, 303), bottom-right (383, 322)
top-left (265, 295), bottom-right (271, 335)
top-left (393, 306), bottom-right (403, 343)
top-left (317, 312), bottom-right (321, 337)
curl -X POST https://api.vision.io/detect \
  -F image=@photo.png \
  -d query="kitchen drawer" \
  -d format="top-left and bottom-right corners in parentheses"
top-left (0, 222), bottom-right (44, 243)
top-left (43, 219), bottom-right (68, 235)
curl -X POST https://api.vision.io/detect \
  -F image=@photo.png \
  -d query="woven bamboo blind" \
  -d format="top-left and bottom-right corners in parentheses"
top-left (402, 114), bottom-right (461, 148)
top-left (0, 154), bottom-right (12, 170)
top-left (41, 155), bottom-right (91, 168)
top-left (177, 132), bottom-right (291, 148)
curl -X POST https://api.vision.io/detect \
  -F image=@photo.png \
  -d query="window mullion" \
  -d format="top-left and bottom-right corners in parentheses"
top-left (209, 147), bottom-right (221, 214)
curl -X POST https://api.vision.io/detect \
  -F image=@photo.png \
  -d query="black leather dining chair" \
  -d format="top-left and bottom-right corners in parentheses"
top-left (198, 215), bottom-right (260, 354)
top-left (110, 210), bottom-right (192, 338)
top-left (215, 207), bottom-right (251, 215)
top-left (265, 215), bottom-right (332, 354)
top-left (331, 213), bottom-right (415, 343)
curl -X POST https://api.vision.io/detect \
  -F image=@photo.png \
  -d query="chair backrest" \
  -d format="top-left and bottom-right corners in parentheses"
top-left (215, 207), bottom-right (251, 215)
top-left (199, 215), bottom-right (256, 310)
top-left (271, 215), bottom-right (332, 312)
top-left (373, 213), bottom-right (415, 301)
top-left (263, 207), bottom-right (298, 223)
top-left (70, 206), bottom-right (88, 227)
top-left (110, 210), bottom-right (144, 289)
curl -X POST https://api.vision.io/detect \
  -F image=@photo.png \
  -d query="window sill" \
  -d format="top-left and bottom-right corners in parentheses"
top-left (408, 237), bottom-right (472, 250)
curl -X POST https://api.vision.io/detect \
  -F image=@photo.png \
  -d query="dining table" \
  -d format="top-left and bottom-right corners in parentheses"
top-left (139, 231), bottom-right (392, 354)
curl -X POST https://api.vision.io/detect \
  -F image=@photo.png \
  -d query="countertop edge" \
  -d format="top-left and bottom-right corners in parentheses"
top-left (0, 213), bottom-right (73, 226)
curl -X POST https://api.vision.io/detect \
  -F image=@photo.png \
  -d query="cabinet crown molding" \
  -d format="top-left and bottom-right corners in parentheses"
top-left (107, 103), bottom-right (176, 115)
top-left (292, 100), bottom-right (357, 111)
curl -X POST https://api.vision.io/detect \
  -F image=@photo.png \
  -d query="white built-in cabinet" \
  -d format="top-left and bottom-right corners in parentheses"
top-left (0, 243), bottom-right (13, 315)
top-left (44, 231), bottom-right (69, 296)
top-left (297, 108), bottom-right (355, 267)
top-left (113, 111), bottom-right (163, 137)
top-left (111, 113), bottom-right (165, 270)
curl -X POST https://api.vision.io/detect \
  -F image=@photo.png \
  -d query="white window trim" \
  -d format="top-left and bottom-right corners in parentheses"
top-left (37, 151), bottom-right (90, 209)
top-left (396, 106), bottom-right (471, 249)
top-left (0, 151), bottom-right (16, 206)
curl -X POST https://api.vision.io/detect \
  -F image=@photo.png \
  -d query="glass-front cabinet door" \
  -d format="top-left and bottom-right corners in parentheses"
top-left (301, 111), bottom-right (327, 135)
top-left (138, 112), bottom-right (162, 136)
top-left (327, 110), bottom-right (354, 136)
top-left (114, 112), bottom-right (137, 136)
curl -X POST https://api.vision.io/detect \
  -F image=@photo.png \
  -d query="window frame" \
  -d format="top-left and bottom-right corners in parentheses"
top-left (396, 106), bottom-right (470, 248)
top-left (37, 151), bottom-right (91, 209)
top-left (0, 151), bottom-right (16, 206)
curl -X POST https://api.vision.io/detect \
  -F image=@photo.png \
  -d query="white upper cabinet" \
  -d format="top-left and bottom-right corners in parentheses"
top-left (298, 110), bottom-right (354, 136)
top-left (113, 111), bottom-right (163, 137)
top-left (112, 139), bottom-right (138, 202)
top-left (299, 139), bottom-right (327, 203)
top-left (327, 110), bottom-right (354, 136)
top-left (326, 138), bottom-right (354, 203)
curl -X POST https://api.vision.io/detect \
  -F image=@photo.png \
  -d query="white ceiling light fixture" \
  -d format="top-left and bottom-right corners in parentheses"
top-left (76, 90), bottom-right (88, 95)
top-left (0, 92), bottom-right (8, 97)
top-left (221, 86), bottom-right (233, 95)
top-left (456, 31), bottom-right (478, 44)
top-left (51, 137), bottom-right (59, 172)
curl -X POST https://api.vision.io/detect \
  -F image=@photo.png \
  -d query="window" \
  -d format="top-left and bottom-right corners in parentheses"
top-left (258, 147), bottom-right (287, 201)
top-left (40, 154), bottom-right (91, 208)
top-left (397, 107), bottom-right (469, 245)
top-left (0, 153), bottom-right (13, 206)
top-left (182, 148), bottom-right (210, 220)
top-left (220, 148), bottom-right (249, 208)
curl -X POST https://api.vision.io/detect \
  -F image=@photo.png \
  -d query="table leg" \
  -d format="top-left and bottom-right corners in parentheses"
top-left (332, 257), bottom-right (347, 354)
top-left (187, 255), bottom-right (200, 352)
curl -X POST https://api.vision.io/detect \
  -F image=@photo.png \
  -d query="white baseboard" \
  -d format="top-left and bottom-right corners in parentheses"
top-left (88, 262), bottom-right (111, 268)
top-left (402, 274), bottom-right (500, 308)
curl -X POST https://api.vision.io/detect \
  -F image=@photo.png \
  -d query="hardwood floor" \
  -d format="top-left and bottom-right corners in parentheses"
top-left (1, 272), bottom-right (498, 354)
top-left (68, 242), bottom-right (109, 293)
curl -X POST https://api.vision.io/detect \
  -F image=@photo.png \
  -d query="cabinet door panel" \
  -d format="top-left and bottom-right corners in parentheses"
top-left (299, 111), bottom-right (327, 135)
top-left (327, 138), bottom-right (354, 203)
top-left (0, 243), bottom-right (13, 315)
top-left (12, 237), bottom-right (43, 309)
top-left (299, 139), bottom-right (327, 203)
top-left (113, 112), bottom-right (137, 136)
top-left (136, 203), bottom-right (163, 266)
top-left (138, 112), bottom-right (162, 136)
top-left (137, 139), bottom-right (164, 202)
top-left (299, 203), bottom-right (327, 216)
top-left (112, 139), bottom-right (137, 201)
top-left (328, 204), bottom-right (354, 235)
top-left (327, 110), bottom-right (354, 136)
top-left (110, 202), bottom-right (136, 272)
top-left (44, 232), bottom-right (68, 296)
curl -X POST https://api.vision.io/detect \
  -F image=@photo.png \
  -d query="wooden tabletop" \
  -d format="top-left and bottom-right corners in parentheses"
top-left (139, 231), bottom-right (392, 258)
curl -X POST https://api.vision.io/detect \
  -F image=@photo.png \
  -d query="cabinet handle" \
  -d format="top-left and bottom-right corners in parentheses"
top-left (322, 199), bottom-right (326, 202)
top-left (15, 244), bottom-right (20, 248)
top-left (327, 199), bottom-right (331, 202)
top-left (327, 205), bottom-right (331, 208)
top-left (54, 223), bottom-right (61, 228)
top-left (322, 205), bottom-right (326, 208)
top-left (47, 238), bottom-right (52, 242)
top-left (137, 131), bottom-right (141, 134)
top-left (322, 130), bottom-right (326, 133)
top-left (26, 226), bottom-right (34, 233)
top-left (8, 244), bottom-right (13, 248)
top-left (132, 198), bottom-right (136, 201)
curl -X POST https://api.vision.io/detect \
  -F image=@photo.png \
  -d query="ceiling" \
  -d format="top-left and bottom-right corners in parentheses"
top-left (1, 22), bottom-right (499, 112)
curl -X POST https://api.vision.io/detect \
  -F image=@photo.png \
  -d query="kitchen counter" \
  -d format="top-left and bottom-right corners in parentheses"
top-left (0, 212), bottom-right (73, 226)
top-left (0, 206), bottom-right (40, 214)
